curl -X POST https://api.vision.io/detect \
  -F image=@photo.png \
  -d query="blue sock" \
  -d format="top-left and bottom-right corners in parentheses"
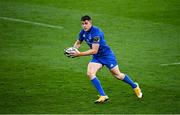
top-left (123, 74), bottom-right (137, 88)
top-left (91, 77), bottom-right (106, 96)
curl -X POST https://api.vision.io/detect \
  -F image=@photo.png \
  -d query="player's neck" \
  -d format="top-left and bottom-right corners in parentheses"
top-left (86, 25), bottom-right (93, 32)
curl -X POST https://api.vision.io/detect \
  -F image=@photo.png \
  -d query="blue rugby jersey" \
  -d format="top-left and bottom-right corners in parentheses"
top-left (78, 26), bottom-right (114, 57)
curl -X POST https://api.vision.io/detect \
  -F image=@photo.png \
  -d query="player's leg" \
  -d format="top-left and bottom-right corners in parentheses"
top-left (87, 62), bottom-right (109, 103)
top-left (101, 55), bottom-right (136, 87)
top-left (87, 62), bottom-right (105, 96)
top-left (110, 65), bottom-right (137, 88)
top-left (87, 62), bottom-right (102, 80)
top-left (110, 65), bottom-right (143, 98)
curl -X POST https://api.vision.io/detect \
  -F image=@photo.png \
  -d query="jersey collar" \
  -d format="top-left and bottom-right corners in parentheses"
top-left (85, 26), bottom-right (93, 33)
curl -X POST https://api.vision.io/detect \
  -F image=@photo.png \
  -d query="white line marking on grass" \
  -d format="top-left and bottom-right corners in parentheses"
top-left (0, 16), bottom-right (63, 29)
top-left (161, 62), bottom-right (180, 66)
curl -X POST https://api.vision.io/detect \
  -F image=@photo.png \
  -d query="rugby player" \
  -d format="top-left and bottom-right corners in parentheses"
top-left (70, 15), bottom-right (143, 103)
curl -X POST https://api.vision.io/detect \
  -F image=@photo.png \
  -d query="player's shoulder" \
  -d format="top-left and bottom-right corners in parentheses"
top-left (91, 26), bottom-right (103, 34)
top-left (92, 26), bottom-right (101, 31)
top-left (79, 29), bottom-right (85, 35)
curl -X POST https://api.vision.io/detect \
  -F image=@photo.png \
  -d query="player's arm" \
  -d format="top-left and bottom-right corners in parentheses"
top-left (78, 43), bottom-right (99, 56)
top-left (77, 35), bottom-right (100, 56)
top-left (71, 36), bottom-right (100, 57)
top-left (70, 43), bottom-right (99, 57)
top-left (73, 40), bottom-right (82, 49)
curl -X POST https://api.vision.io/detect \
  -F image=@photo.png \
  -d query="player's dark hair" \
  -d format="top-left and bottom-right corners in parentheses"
top-left (81, 15), bottom-right (91, 21)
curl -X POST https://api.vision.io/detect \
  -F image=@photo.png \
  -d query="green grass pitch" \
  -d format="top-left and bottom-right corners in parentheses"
top-left (0, 0), bottom-right (180, 114)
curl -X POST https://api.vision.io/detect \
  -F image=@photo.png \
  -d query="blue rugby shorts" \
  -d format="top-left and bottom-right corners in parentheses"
top-left (90, 54), bottom-right (118, 69)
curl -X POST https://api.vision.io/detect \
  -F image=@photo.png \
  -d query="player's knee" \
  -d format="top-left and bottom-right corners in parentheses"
top-left (87, 71), bottom-right (96, 79)
top-left (114, 73), bottom-right (125, 80)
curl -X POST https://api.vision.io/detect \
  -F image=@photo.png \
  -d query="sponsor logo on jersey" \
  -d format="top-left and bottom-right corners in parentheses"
top-left (83, 34), bottom-right (85, 38)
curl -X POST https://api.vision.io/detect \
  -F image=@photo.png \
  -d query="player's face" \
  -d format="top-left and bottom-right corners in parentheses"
top-left (81, 20), bottom-right (92, 31)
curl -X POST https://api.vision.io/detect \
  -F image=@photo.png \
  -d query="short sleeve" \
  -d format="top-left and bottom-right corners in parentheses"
top-left (92, 36), bottom-right (100, 44)
top-left (91, 27), bottom-right (102, 44)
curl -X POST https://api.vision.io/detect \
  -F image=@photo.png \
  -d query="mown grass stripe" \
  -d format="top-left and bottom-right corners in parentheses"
top-left (161, 62), bottom-right (180, 66)
top-left (0, 16), bottom-right (63, 29)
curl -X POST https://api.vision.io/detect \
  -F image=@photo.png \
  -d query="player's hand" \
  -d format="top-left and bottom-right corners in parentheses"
top-left (70, 49), bottom-right (80, 57)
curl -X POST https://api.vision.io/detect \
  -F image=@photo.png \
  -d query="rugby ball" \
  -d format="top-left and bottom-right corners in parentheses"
top-left (64, 47), bottom-right (77, 58)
